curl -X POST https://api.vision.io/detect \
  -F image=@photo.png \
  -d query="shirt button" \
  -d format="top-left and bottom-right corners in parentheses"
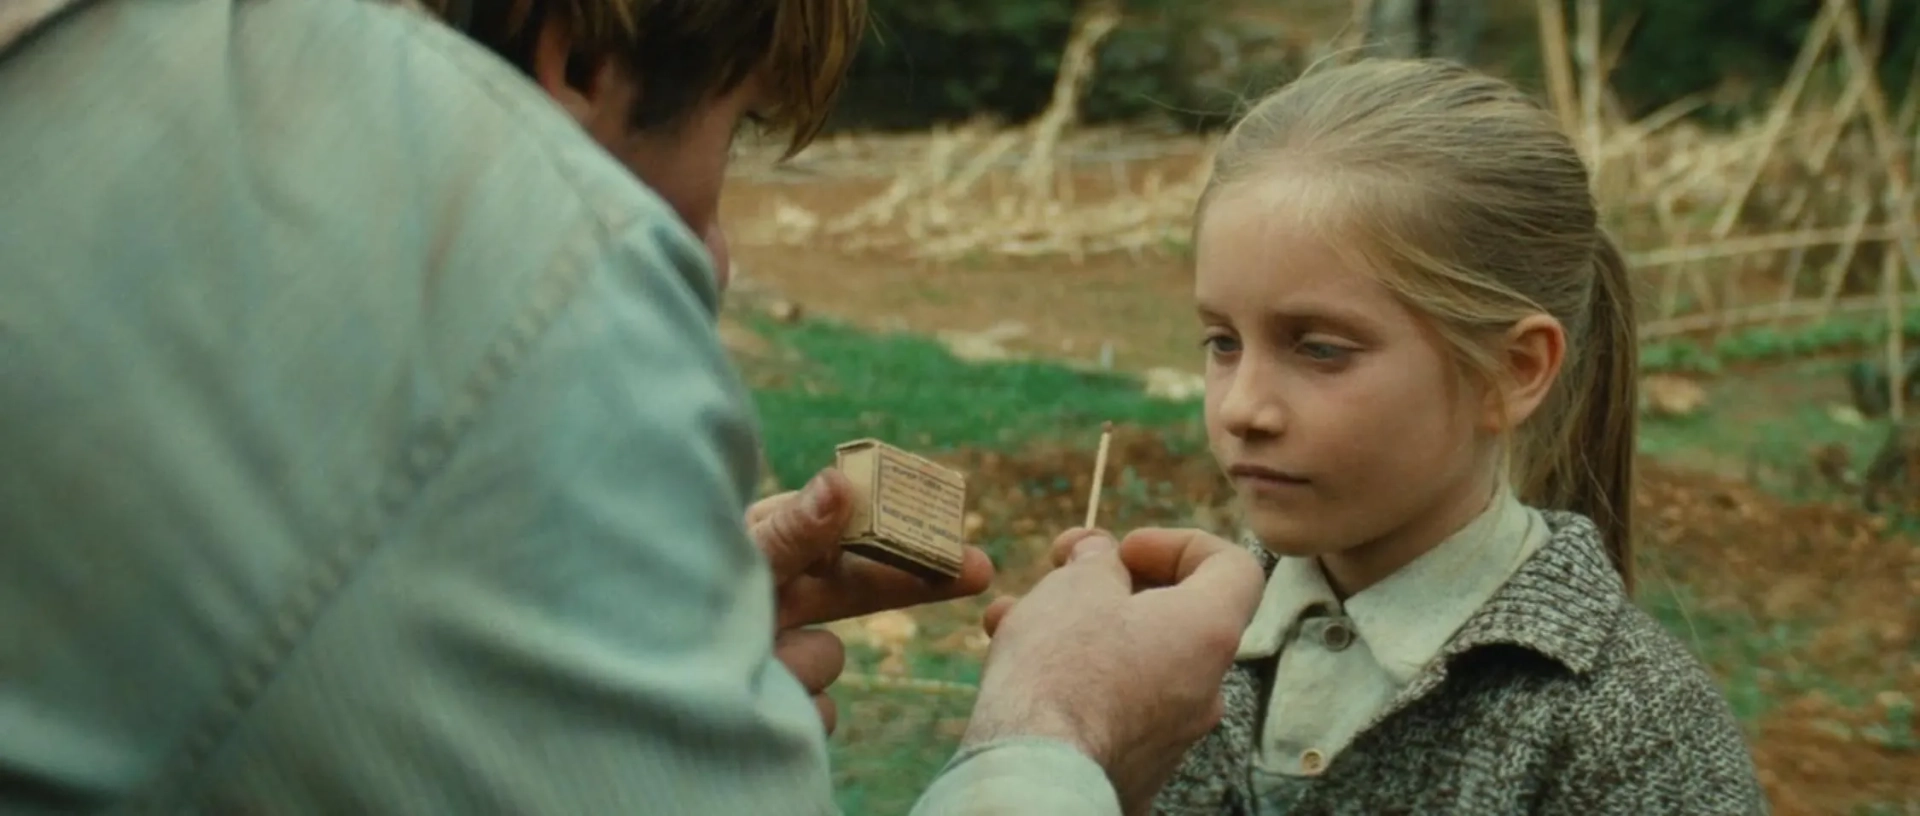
top-left (1322, 620), bottom-right (1355, 651)
top-left (1300, 748), bottom-right (1327, 775)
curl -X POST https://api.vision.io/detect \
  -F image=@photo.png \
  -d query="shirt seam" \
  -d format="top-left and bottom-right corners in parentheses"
top-left (120, 2), bottom-right (667, 808)
top-left (132, 210), bottom-right (611, 815)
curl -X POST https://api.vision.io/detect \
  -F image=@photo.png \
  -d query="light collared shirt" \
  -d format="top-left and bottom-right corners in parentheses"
top-left (0, 1), bottom-right (1115, 813)
top-left (1234, 482), bottom-right (1549, 810)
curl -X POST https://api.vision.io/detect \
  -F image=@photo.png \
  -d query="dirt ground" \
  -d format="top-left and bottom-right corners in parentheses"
top-left (721, 137), bottom-right (1919, 813)
top-left (720, 136), bottom-right (1212, 374)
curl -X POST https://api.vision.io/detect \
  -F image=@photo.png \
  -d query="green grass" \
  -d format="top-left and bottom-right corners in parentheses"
top-left (828, 645), bottom-right (979, 815)
top-left (1637, 356), bottom-right (1889, 497)
top-left (1640, 308), bottom-right (1920, 376)
top-left (744, 314), bottom-right (1205, 490)
top-left (738, 315), bottom-right (1208, 812)
top-left (739, 314), bottom-right (1913, 814)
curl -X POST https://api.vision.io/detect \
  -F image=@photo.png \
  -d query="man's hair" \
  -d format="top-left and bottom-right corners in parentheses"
top-left (428, 0), bottom-right (866, 156)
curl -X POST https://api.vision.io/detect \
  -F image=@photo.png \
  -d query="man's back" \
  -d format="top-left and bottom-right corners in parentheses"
top-left (0, 1), bottom-right (836, 811)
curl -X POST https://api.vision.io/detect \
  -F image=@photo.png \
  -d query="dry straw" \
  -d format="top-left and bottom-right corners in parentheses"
top-left (737, 0), bottom-right (1917, 403)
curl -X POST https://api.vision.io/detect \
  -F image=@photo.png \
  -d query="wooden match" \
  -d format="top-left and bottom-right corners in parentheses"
top-left (1084, 421), bottom-right (1114, 529)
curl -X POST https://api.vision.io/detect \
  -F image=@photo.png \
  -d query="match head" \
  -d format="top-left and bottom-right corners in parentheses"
top-left (1102, 420), bottom-right (1114, 433)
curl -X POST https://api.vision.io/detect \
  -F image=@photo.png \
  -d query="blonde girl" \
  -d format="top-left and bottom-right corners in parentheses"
top-left (1153, 58), bottom-right (1767, 814)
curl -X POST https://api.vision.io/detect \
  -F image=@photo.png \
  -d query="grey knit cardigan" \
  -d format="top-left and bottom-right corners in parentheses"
top-left (1152, 510), bottom-right (1770, 815)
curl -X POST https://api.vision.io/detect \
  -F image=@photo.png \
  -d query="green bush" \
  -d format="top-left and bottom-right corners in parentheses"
top-left (1598, 0), bottom-right (1919, 123)
top-left (822, 0), bottom-right (1917, 135)
top-left (826, 0), bottom-right (1248, 132)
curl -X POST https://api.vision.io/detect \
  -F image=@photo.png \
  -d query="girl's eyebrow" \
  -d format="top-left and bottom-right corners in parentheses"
top-left (1197, 301), bottom-right (1383, 342)
top-left (1260, 303), bottom-right (1385, 341)
top-left (1207, 298), bottom-right (1374, 328)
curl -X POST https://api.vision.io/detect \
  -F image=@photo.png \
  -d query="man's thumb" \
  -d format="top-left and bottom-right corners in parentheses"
top-left (753, 470), bottom-right (852, 581)
top-left (1046, 534), bottom-right (1132, 594)
top-left (1069, 535), bottom-right (1119, 562)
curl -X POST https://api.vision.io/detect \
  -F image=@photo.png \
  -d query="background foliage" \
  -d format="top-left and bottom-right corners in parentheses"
top-left (1600, 0), bottom-right (1918, 123)
top-left (826, 0), bottom-right (1919, 133)
top-left (827, 0), bottom-right (1262, 132)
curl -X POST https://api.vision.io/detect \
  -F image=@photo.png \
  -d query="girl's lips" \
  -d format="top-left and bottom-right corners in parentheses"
top-left (1227, 464), bottom-right (1310, 485)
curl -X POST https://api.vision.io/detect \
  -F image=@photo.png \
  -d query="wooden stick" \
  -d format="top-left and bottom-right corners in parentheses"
top-left (1813, 180), bottom-right (1876, 321)
top-left (1638, 293), bottom-right (1902, 340)
top-left (1574, 0), bottom-right (1604, 175)
top-left (1703, 4), bottom-right (1836, 242)
top-left (1346, 0), bottom-right (1376, 58)
top-left (1084, 421), bottom-right (1114, 529)
top-left (1630, 222), bottom-right (1913, 268)
top-left (1825, 0), bottom-right (1920, 420)
top-left (1533, 0), bottom-right (1580, 137)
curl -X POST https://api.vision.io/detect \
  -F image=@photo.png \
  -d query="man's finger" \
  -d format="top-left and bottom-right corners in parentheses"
top-left (1142, 541), bottom-right (1265, 631)
top-left (776, 545), bottom-right (994, 630)
top-left (814, 693), bottom-right (838, 736)
top-left (982, 594), bottom-right (1019, 638)
top-left (1047, 527), bottom-right (1111, 568)
top-left (1116, 527), bottom-right (1249, 587)
top-left (751, 469), bottom-right (854, 583)
top-left (746, 489), bottom-right (800, 528)
top-left (774, 628), bottom-right (846, 693)
top-left (1019, 535), bottom-right (1133, 604)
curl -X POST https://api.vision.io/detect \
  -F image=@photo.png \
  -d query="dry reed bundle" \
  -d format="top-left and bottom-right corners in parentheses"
top-left (733, 0), bottom-right (1219, 263)
top-left (1543, 0), bottom-right (1917, 414)
top-left (735, 0), bottom-right (1916, 398)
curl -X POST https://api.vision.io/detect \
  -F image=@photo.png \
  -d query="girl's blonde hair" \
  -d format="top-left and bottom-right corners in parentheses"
top-left (1197, 58), bottom-right (1639, 590)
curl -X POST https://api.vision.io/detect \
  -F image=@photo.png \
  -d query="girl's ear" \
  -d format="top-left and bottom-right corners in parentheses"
top-left (1480, 314), bottom-right (1566, 432)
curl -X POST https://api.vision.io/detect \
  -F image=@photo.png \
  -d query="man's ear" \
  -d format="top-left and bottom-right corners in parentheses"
top-left (529, 17), bottom-right (625, 127)
top-left (1481, 314), bottom-right (1566, 432)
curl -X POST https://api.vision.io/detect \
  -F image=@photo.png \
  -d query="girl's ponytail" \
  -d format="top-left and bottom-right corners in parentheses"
top-left (1550, 233), bottom-right (1639, 591)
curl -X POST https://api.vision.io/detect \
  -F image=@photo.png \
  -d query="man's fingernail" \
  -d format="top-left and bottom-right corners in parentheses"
top-left (804, 474), bottom-right (835, 520)
top-left (1070, 536), bottom-right (1118, 561)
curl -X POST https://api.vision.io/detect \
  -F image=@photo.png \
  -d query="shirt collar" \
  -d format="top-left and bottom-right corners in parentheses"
top-left (1348, 483), bottom-right (1548, 684)
top-left (1234, 481), bottom-right (1548, 687)
top-left (1233, 549), bottom-right (1339, 659)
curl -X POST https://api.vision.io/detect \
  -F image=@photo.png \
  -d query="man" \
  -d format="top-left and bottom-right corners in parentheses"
top-left (0, 1), bottom-right (1263, 814)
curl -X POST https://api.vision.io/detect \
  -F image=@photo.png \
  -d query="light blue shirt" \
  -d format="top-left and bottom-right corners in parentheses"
top-left (0, 0), bottom-right (1118, 812)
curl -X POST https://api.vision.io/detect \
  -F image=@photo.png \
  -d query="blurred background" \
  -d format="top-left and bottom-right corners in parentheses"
top-left (716, 2), bottom-right (1920, 813)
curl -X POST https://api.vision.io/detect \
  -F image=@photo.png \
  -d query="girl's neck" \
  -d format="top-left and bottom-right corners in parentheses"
top-left (1319, 475), bottom-right (1499, 599)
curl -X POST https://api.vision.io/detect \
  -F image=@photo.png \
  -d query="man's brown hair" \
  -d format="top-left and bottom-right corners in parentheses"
top-left (427, 0), bottom-right (866, 156)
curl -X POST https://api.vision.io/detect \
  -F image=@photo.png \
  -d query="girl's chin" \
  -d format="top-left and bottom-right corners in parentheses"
top-left (1243, 513), bottom-right (1347, 559)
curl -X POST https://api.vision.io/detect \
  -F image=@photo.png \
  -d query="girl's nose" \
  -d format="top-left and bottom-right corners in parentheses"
top-left (1218, 361), bottom-right (1286, 439)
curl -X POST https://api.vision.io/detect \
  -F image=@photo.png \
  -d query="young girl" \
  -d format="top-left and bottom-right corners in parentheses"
top-left (1153, 59), bottom-right (1767, 814)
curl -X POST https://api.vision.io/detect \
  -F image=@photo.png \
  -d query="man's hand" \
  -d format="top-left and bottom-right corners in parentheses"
top-left (752, 468), bottom-right (997, 734)
top-left (965, 527), bottom-right (1263, 815)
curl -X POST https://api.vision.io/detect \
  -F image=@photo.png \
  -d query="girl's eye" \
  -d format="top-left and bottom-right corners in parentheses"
top-left (1201, 334), bottom-right (1242, 355)
top-left (1296, 341), bottom-right (1352, 362)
